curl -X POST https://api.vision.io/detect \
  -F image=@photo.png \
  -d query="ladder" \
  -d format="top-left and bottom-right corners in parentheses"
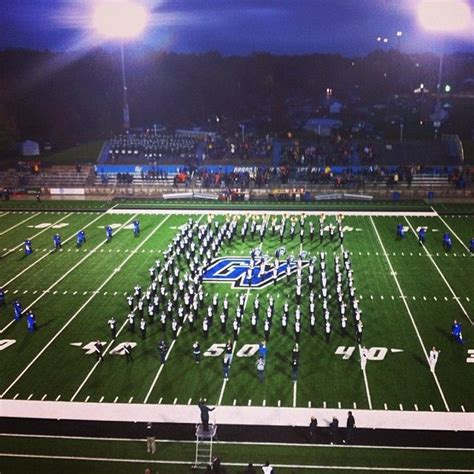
top-left (194, 423), bottom-right (217, 469)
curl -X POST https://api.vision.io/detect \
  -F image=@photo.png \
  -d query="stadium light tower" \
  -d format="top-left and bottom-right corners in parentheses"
top-left (416, 0), bottom-right (471, 136)
top-left (93, 0), bottom-right (148, 130)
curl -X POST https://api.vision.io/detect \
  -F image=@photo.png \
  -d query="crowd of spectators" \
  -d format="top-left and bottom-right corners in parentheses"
top-left (281, 135), bottom-right (376, 167)
top-left (203, 133), bottom-right (273, 161)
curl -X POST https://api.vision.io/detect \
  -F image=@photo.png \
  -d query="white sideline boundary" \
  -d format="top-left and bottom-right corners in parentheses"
top-left (0, 399), bottom-right (473, 431)
top-left (109, 209), bottom-right (439, 217)
top-left (404, 217), bottom-right (473, 326)
top-left (0, 215), bottom-right (139, 396)
top-left (369, 217), bottom-right (450, 412)
top-left (1, 433), bottom-right (474, 451)
top-left (0, 453), bottom-right (473, 472)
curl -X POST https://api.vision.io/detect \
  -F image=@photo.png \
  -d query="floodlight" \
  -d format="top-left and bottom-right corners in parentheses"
top-left (93, 0), bottom-right (148, 39)
top-left (417, 0), bottom-right (471, 32)
top-left (396, 31), bottom-right (403, 37)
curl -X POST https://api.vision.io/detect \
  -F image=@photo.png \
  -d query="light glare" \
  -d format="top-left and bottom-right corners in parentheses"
top-left (417, 0), bottom-right (471, 32)
top-left (93, 1), bottom-right (148, 39)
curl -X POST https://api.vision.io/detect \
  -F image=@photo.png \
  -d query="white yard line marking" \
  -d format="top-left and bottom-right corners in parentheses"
top-left (69, 216), bottom-right (171, 402)
top-left (342, 241), bottom-right (372, 410)
top-left (217, 288), bottom-right (251, 406)
top-left (431, 208), bottom-right (470, 252)
top-left (1, 213), bottom-right (73, 258)
top-left (0, 212), bottom-right (40, 236)
top-left (1, 433), bottom-right (473, 451)
top-left (0, 214), bottom-right (138, 335)
top-left (369, 217), bottom-right (450, 412)
top-left (293, 382), bottom-right (297, 408)
top-left (404, 217), bottom-right (473, 326)
top-left (0, 215), bottom-right (145, 397)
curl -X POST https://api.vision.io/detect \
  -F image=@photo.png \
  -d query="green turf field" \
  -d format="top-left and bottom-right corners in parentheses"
top-left (0, 204), bottom-right (473, 414)
top-left (1, 435), bottom-right (473, 473)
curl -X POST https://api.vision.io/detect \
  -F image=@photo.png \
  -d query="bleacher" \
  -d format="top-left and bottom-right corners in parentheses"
top-left (17, 165), bottom-right (94, 188)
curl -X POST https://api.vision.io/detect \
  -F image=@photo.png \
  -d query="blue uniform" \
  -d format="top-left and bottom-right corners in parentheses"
top-left (13, 300), bottom-right (22, 320)
top-left (0, 288), bottom-right (5, 306)
top-left (451, 321), bottom-right (463, 344)
top-left (77, 230), bottom-right (85, 246)
top-left (418, 227), bottom-right (426, 244)
top-left (53, 234), bottom-right (61, 250)
top-left (106, 225), bottom-right (113, 241)
top-left (133, 220), bottom-right (140, 236)
top-left (26, 311), bottom-right (36, 333)
top-left (470, 238), bottom-right (474, 253)
top-left (396, 223), bottom-right (405, 239)
top-left (443, 232), bottom-right (452, 251)
top-left (24, 239), bottom-right (33, 255)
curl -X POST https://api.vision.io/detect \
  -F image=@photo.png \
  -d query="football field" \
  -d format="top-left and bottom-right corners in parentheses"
top-left (0, 202), bottom-right (473, 418)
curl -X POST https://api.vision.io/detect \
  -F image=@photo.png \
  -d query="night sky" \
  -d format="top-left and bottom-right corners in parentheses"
top-left (1, 0), bottom-right (473, 56)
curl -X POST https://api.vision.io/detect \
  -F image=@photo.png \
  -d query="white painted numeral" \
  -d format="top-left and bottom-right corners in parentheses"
top-left (109, 342), bottom-right (137, 355)
top-left (335, 346), bottom-right (356, 360)
top-left (0, 339), bottom-right (16, 351)
top-left (236, 344), bottom-right (259, 358)
top-left (367, 347), bottom-right (388, 361)
top-left (416, 226), bottom-right (428, 233)
top-left (52, 223), bottom-right (69, 229)
top-left (203, 343), bottom-right (226, 357)
top-left (82, 341), bottom-right (106, 355)
top-left (466, 349), bottom-right (474, 364)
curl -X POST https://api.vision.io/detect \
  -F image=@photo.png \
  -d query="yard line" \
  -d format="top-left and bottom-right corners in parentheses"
top-left (0, 214), bottom-right (144, 397)
top-left (369, 217), bottom-right (450, 411)
top-left (0, 214), bottom-right (138, 335)
top-left (342, 242), bottom-right (372, 409)
top-left (0, 211), bottom-right (10, 218)
top-left (143, 215), bottom-right (205, 404)
top-left (1, 211), bottom-right (110, 288)
top-left (431, 207), bottom-right (470, 252)
top-left (0, 212), bottom-right (40, 236)
top-left (69, 216), bottom-right (171, 402)
top-left (359, 344), bottom-right (372, 410)
top-left (404, 217), bottom-right (473, 325)
top-left (1, 212), bottom-right (73, 258)
top-left (217, 288), bottom-right (251, 406)
top-left (292, 381), bottom-right (297, 408)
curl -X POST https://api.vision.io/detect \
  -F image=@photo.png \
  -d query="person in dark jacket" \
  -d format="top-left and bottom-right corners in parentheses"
top-left (198, 399), bottom-right (215, 431)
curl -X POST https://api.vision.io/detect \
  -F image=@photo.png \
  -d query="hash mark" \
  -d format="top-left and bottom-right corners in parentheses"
top-left (173, 398), bottom-right (177, 405)
top-left (85, 396), bottom-right (90, 403)
top-left (384, 403), bottom-right (387, 410)
top-left (461, 405), bottom-right (465, 412)
top-left (55, 395), bottom-right (61, 401)
top-left (353, 402), bottom-right (357, 409)
top-left (187, 398), bottom-right (192, 405)
top-left (337, 401), bottom-right (341, 409)
top-left (113, 396), bottom-right (118, 403)
top-left (128, 397), bottom-right (134, 404)
top-left (308, 401), bottom-right (311, 408)
top-left (27, 393), bottom-right (33, 400)
top-left (430, 404), bottom-right (434, 411)
top-left (13, 393), bottom-right (19, 400)
top-left (323, 401), bottom-right (326, 408)
top-left (278, 400), bottom-right (281, 407)
top-left (248, 399), bottom-right (252, 406)
top-left (414, 404), bottom-right (418, 411)
top-left (233, 399), bottom-right (237, 406)
top-left (41, 394), bottom-right (47, 401)
top-left (399, 403), bottom-right (403, 411)
top-left (99, 396), bottom-right (104, 403)
top-left (158, 397), bottom-right (163, 404)
top-left (263, 399), bottom-right (266, 407)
